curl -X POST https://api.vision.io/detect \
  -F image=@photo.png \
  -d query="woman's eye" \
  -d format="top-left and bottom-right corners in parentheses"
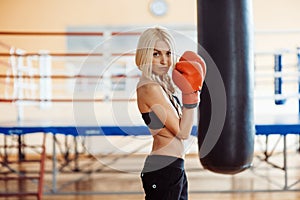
top-left (166, 51), bottom-right (171, 56)
top-left (153, 52), bottom-right (160, 57)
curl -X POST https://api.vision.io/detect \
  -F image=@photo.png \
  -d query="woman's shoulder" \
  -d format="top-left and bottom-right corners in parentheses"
top-left (137, 76), bottom-right (161, 92)
top-left (136, 78), bottom-right (165, 112)
top-left (137, 79), bottom-right (162, 96)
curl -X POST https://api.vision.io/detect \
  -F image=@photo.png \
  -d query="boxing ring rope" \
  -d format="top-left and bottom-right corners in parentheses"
top-left (0, 52), bottom-right (103, 57)
top-left (0, 31), bottom-right (105, 36)
top-left (0, 74), bottom-right (139, 79)
top-left (0, 31), bottom-right (299, 195)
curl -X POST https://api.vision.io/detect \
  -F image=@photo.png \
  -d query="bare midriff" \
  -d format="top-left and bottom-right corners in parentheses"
top-left (150, 128), bottom-right (184, 158)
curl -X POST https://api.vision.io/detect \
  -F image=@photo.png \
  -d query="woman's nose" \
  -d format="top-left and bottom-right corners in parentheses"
top-left (160, 54), bottom-right (167, 64)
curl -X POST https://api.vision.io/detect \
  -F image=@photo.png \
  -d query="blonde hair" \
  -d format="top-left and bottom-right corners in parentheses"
top-left (135, 27), bottom-right (177, 94)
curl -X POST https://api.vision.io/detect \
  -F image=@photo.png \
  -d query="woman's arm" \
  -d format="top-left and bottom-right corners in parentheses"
top-left (176, 107), bottom-right (195, 140)
top-left (171, 51), bottom-right (206, 139)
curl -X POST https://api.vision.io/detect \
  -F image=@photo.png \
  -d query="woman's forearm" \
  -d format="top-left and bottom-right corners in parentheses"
top-left (176, 107), bottom-right (196, 140)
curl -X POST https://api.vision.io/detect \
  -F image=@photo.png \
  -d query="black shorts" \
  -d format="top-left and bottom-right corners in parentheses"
top-left (140, 155), bottom-right (188, 200)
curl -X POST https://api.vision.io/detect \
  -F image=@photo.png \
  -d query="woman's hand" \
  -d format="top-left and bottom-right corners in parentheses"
top-left (172, 51), bottom-right (206, 108)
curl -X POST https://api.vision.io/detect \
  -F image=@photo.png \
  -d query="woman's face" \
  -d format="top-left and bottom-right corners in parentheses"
top-left (151, 40), bottom-right (172, 76)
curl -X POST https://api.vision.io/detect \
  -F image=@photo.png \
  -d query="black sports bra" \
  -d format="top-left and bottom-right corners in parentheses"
top-left (141, 95), bottom-right (181, 130)
top-left (141, 111), bottom-right (165, 130)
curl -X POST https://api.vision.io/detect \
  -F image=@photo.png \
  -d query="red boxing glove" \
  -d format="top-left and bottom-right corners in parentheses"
top-left (172, 52), bottom-right (206, 108)
top-left (179, 51), bottom-right (207, 77)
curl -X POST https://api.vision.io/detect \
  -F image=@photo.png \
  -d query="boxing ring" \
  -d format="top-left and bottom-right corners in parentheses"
top-left (253, 48), bottom-right (300, 191)
top-left (0, 31), bottom-right (300, 196)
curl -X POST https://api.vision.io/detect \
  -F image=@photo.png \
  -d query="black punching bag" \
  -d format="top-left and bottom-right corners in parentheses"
top-left (197, 0), bottom-right (255, 174)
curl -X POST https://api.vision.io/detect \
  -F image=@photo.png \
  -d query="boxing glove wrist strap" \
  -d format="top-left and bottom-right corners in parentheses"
top-left (182, 91), bottom-right (201, 109)
top-left (183, 102), bottom-right (199, 109)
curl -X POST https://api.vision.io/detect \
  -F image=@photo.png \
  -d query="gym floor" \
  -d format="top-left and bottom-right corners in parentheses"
top-left (1, 150), bottom-right (299, 200)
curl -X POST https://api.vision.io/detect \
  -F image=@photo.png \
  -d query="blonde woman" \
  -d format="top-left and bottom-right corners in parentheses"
top-left (136, 27), bottom-right (206, 200)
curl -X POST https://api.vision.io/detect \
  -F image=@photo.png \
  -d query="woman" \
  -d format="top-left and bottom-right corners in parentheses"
top-left (135, 27), bottom-right (206, 200)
